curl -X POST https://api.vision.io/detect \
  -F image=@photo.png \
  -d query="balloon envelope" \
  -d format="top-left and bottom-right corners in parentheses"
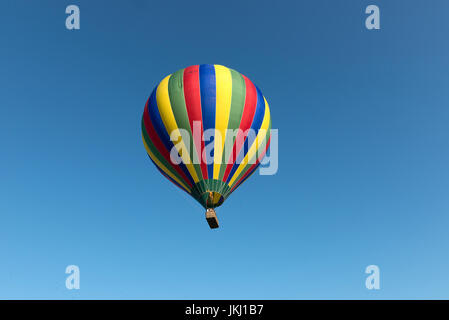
top-left (142, 64), bottom-right (271, 209)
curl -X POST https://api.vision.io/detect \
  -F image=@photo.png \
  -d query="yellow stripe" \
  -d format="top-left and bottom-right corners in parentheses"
top-left (213, 65), bottom-right (233, 180)
top-left (142, 135), bottom-right (191, 193)
top-left (156, 75), bottom-right (200, 183)
top-left (228, 98), bottom-right (271, 186)
top-left (213, 192), bottom-right (221, 205)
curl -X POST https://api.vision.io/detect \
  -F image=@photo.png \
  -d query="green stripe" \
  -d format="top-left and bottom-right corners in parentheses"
top-left (168, 69), bottom-right (204, 182)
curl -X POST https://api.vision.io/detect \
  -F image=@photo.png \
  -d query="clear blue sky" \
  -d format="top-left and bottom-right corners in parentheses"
top-left (1, 0), bottom-right (448, 299)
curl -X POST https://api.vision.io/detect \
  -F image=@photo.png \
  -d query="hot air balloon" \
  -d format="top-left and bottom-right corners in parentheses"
top-left (141, 64), bottom-right (271, 229)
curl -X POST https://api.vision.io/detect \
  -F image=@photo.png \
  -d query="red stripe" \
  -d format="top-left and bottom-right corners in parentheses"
top-left (229, 136), bottom-right (271, 194)
top-left (143, 100), bottom-right (193, 188)
top-left (222, 75), bottom-right (258, 182)
top-left (183, 65), bottom-right (208, 179)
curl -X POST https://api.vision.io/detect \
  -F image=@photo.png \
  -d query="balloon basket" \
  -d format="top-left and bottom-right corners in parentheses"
top-left (205, 208), bottom-right (219, 229)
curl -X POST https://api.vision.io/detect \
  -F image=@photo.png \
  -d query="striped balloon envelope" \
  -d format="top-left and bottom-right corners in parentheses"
top-left (141, 64), bottom-right (271, 228)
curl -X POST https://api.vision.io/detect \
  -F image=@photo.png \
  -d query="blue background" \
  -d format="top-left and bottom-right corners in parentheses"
top-left (1, 0), bottom-right (448, 299)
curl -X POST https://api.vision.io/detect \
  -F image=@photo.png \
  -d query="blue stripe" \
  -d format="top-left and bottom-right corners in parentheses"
top-left (147, 88), bottom-right (196, 187)
top-left (226, 86), bottom-right (266, 184)
top-left (199, 64), bottom-right (216, 179)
